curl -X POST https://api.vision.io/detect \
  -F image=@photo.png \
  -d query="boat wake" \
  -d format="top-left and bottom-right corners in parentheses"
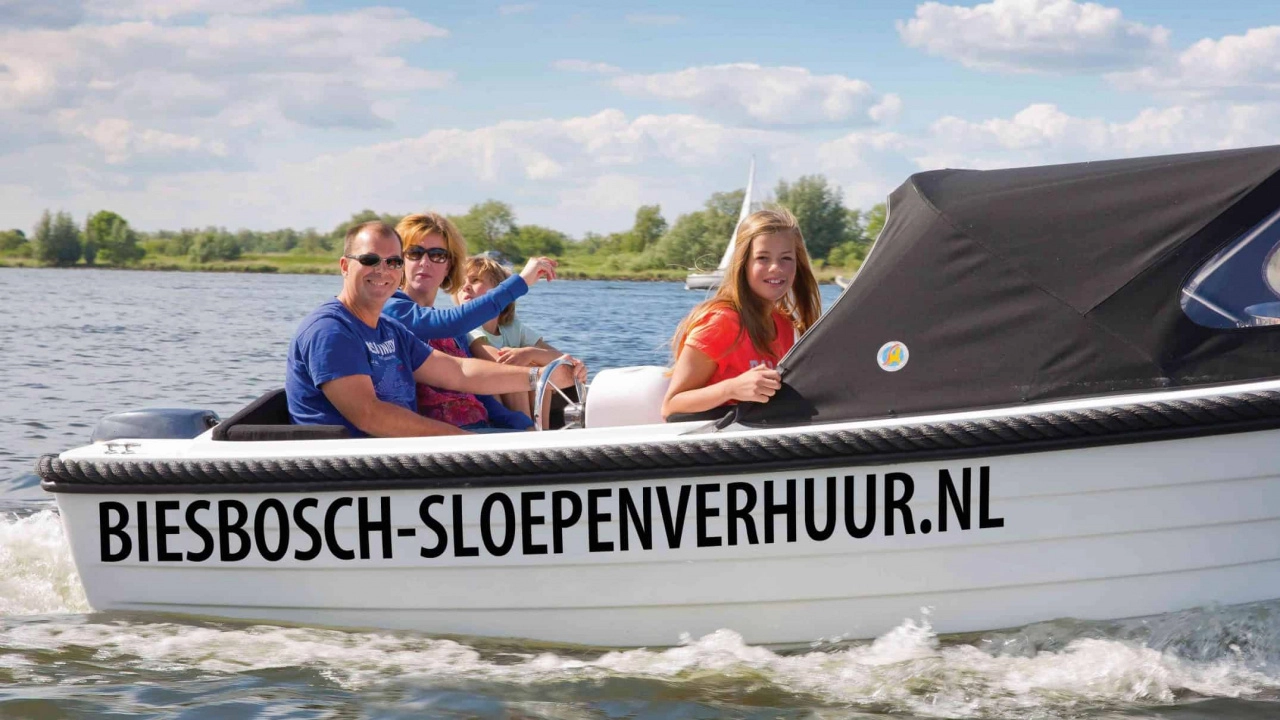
top-left (1, 510), bottom-right (1279, 718)
top-left (0, 508), bottom-right (88, 616)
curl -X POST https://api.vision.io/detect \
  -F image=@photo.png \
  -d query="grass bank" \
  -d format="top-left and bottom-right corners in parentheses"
top-left (0, 252), bottom-right (856, 283)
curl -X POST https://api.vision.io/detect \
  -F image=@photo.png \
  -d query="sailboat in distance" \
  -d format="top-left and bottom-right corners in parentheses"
top-left (685, 158), bottom-right (755, 290)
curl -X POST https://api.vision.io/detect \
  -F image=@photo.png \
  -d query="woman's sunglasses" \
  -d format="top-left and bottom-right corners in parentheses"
top-left (404, 246), bottom-right (452, 264)
top-left (345, 253), bottom-right (404, 270)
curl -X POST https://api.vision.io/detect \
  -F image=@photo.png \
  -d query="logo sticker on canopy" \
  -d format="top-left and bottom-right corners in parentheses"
top-left (877, 341), bottom-right (909, 372)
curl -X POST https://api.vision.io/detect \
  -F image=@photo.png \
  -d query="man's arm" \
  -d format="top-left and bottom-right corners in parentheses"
top-left (468, 337), bottom-right (503, 363)
top-left (415, 350), bottom-right (584, 394)
top-left (495, 345), bottom-right (562, 366)
top-left (321, 374), bottom-right (470, 437)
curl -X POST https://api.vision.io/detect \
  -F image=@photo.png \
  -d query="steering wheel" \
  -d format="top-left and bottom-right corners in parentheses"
top-left (533, 356), bottom-right (587, 430)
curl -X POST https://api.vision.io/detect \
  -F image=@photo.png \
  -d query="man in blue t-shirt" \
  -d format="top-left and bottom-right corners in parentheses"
top-left (286, 221), bottom-right (582, 437)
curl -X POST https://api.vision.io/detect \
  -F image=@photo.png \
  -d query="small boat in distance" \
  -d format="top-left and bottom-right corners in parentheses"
top-left (834, 275), bottom-right (852, 289)
top-left (685, 158), bottom-right (755, 290)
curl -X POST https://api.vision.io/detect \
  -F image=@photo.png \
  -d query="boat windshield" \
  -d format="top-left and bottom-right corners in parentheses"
top-left (1181, 206), bottom-right (1280, 328)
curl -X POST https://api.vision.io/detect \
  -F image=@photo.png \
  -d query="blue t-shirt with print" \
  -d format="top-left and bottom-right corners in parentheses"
top-left (287, 298), bottom-right (432, 437)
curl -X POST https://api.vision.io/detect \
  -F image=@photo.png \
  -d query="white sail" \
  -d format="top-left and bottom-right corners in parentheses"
top-left (685, 157), bottom-right (757, 290)
top-left (716, 157), bottom-right (755, 272)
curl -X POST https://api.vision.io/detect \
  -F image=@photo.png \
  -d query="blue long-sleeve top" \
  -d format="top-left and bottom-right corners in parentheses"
top-left (382, 274), bottom-right (528, 340)
top-left (380, 275), bottom-right (534, 430)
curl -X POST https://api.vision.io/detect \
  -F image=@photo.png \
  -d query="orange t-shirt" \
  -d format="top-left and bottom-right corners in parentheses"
top-left (684, 308), bottom-right (796, 388)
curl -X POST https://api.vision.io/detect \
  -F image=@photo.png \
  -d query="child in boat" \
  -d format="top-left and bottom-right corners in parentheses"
top-left (662, 207), bottom-right (821, 419)
top-left (388, 212), bottom-right (579, 433)
top-left (455, 255), bottom-right (576, 418)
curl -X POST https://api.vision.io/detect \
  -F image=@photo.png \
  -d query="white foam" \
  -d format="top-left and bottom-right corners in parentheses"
top-left (0, 509), bottom-right (89, 615)
top-left (4, 615), bottom-right (1277, 718)
top-left (1, 509), bottom-right (1279, 716)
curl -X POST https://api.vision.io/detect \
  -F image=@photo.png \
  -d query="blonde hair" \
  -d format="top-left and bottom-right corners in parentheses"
top-left (671, 207), bottom-right (820, 363)
top-left (396, 212), bottom-right (467, 292)
top-left (462, 255), bottom-right (516, 326)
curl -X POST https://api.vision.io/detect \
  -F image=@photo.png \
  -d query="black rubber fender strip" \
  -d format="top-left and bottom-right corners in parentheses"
top-left (37, 389), bottom-right (1280, 494)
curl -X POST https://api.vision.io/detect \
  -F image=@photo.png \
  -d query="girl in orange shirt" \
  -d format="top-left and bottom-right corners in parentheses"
top-left (662, 208), bottom-right (821, 419)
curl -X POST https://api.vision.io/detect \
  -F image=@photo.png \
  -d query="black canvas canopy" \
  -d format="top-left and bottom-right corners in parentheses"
top-left (744, 145), bottom-right (1280, 427)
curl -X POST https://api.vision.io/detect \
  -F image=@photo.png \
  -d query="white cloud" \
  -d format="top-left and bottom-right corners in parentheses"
top-left (612, 63), bottom-right (899, 126)
top-left (0, 7), bottom-right (451, 173)
top-left (0, 109), bottom-right (797, 235)
top-left (1109, 26), bottom-right (1280, 99)
top-left (12, 95), bottom-right (1269, 239)
top-left (805, 131), bottom-right (917, 210)
top-left (553, 59), bottom-right (622, 74)
top-left (85, 0), bottom-right (301, 20)
top-left (898, 0), bottom-right (1169, 72)
top-left (0, 0), bottom-right (85, 28)
top-left (321, 109), bottom-right (789, 184)
top-left (0, 10), bottom-right (451, 112)
top-left (0, 0), bottom-right (298, 26)
top-left (498, 3), bottom-right (535, 16)
top-left (67, 116), bottom-right (228, 165)
top-left (625, 14), bottom-right (682, 26)
top-left (915, 102), bottom-right (1280, 170)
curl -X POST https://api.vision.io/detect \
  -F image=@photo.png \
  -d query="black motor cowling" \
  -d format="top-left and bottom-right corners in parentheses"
top-left (91, 408), bottom-right (221, 442)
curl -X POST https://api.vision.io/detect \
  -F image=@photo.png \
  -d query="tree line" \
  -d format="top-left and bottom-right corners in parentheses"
top-left (0, 174), bottom-right (886, 270)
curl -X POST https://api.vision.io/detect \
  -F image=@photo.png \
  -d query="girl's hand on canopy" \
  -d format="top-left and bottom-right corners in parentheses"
top-left (520, 257), bottom-right (558, 286)
top-left (725, 364), bottom-right (782, 404)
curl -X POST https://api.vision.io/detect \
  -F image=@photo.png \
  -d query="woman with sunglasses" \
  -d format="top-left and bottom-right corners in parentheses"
top-left (381, 212), bottom-right (563, 431)
top-left (383, 213), bottom-right (556, 339)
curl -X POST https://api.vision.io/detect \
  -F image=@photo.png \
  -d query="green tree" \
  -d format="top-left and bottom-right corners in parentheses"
top-left (331, 210), bottom-right (403, 249)
top-left (86, 210), bottom-right (144, 265)
top-left (452, 200), bottom-right (518, 255)
top-left (706, 189), bottom-right (746, 219)
top-left (650, 191), bottom-right (741, 269)
top-left (654, 212), bottom-right (715, 269)
top-left (511, 225), bottom-right (567, 258)
top-left (258, 228), bottom-right (299, 253)
top-left (189, 230), bottom-right (242, 263)
top-left (103, 218), bottom-right (144, 264)
top-left (826, 241), bottom-right (868, 269)
top-left (576, 232), bottom-right (605, 254)
top-left (820, 206), bottom-right (873, 270)
top-left (34, 210), bottom-right (82, 266)
top-left (621, 205), bottom-right (666, 253)
top-left (774, 175), bottom-right (851, 260)
top-left (294, 228), bottom-right (332, 255)
top-left (864, 202), bottom-right (887, 241)
top-left (82, 215), bottom-right (99, 266)
top-left (0, 228), bottom-right (27, 255)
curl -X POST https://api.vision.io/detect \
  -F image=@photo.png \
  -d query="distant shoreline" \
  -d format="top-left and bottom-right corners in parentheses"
top-left (0, 256), bottom-right (851, 284)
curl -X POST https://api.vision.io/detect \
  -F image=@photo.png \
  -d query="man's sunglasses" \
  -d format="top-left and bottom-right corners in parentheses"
top-left (404, 246), bottom-right (452, 264)
top-left (345, 253), bottom-right (404, 270)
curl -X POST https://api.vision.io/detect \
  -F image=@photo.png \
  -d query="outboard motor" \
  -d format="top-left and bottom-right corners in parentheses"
top-left (91, 408), bottom-right (221, 443)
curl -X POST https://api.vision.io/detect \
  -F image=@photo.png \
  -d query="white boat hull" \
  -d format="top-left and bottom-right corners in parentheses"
top-left (684, 271), bottom-right (723, 290)
top-left (53, 423), bottom-right (1280, 646)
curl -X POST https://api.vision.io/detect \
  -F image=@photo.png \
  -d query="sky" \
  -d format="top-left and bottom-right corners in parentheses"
top-left (2, 0), bottom-right (1279, 237)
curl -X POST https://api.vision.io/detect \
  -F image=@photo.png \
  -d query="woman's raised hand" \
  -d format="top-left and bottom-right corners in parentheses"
top-left (520, 257), bottom-right (558, 286)
top-left (726, 364), bottom-right (782, 404)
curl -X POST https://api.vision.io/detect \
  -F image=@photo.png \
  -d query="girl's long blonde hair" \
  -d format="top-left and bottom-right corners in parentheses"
top-left (671, 207), bottom-right (821, 363)
top-left (396, 212), bottom-right (468, 292)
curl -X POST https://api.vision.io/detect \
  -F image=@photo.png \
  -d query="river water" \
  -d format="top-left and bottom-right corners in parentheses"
top-left (3, 267), bottom-right (1280, 719)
